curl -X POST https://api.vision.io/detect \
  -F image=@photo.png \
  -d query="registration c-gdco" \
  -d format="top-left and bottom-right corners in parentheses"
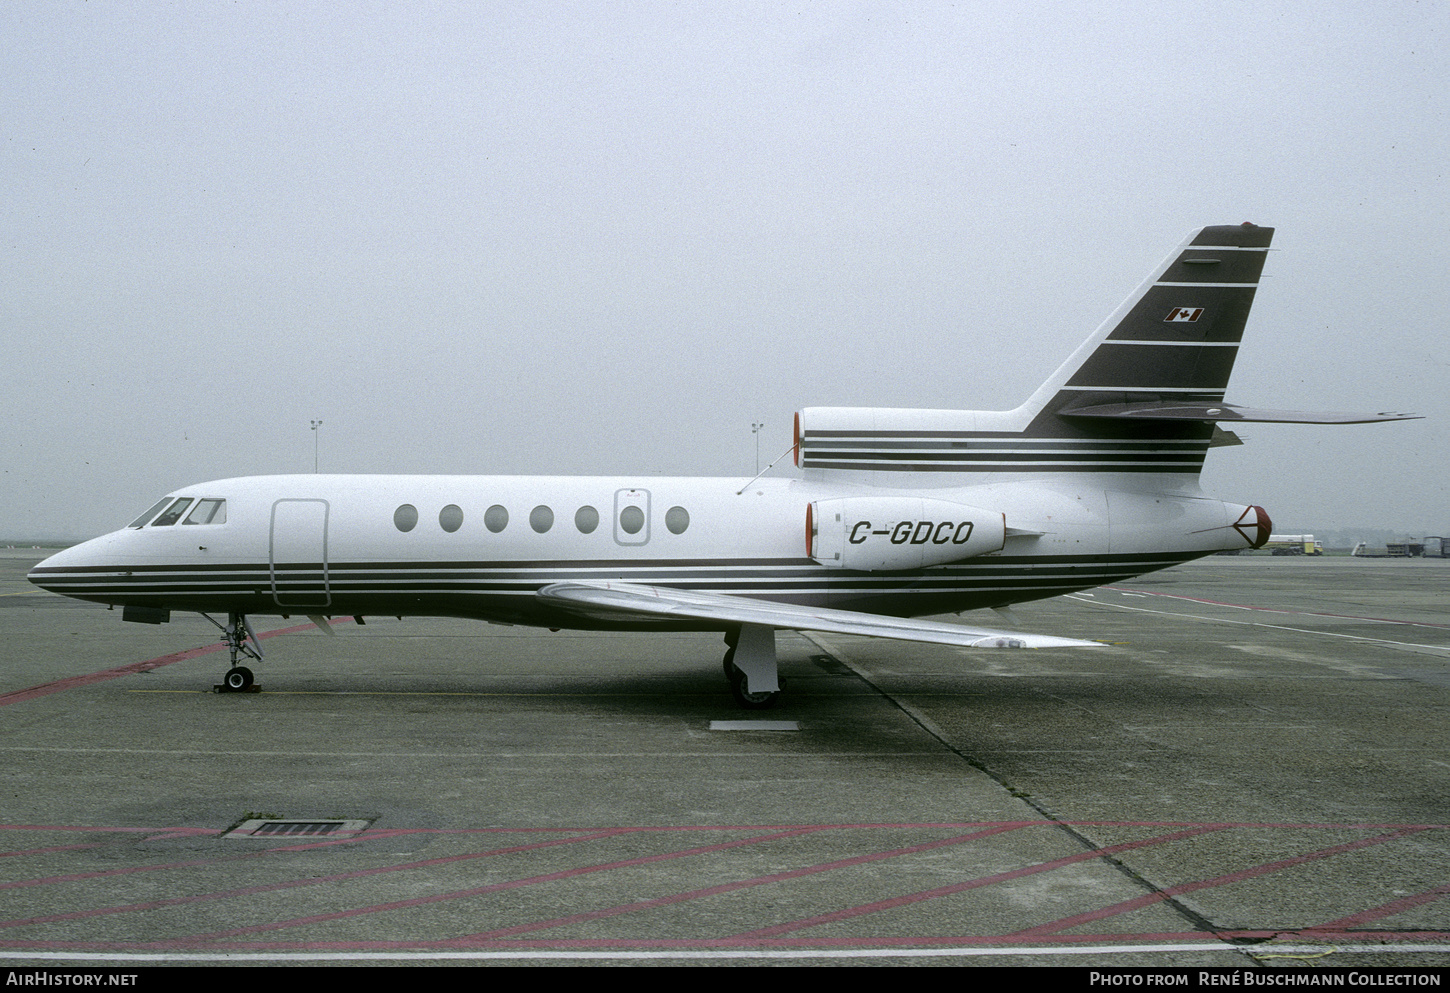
top-left (848, 521), bottom-right (976, 545)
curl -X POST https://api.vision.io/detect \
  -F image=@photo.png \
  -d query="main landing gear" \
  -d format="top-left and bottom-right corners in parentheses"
top-left (722, 624), bottom-right (784, 709)
top-left (201, 612), bottom-right (263, 693)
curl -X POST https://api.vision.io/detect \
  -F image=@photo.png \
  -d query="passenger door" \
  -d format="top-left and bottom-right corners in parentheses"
top-left (270, 499), bottom-right (331, 607)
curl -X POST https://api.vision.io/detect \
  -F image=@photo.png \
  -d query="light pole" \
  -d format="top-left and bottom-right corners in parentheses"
top-left (751, 421), bottom-right (764, 474)
top-left (311, 419), bottom-right (323, 473)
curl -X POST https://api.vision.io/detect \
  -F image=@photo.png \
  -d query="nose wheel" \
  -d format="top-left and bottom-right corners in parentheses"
top-left (202, 612), bottom-right (263, 693)
top-left (223, 666), bottom-right (254, 691)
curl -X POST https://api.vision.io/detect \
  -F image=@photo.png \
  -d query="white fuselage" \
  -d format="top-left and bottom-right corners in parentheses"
top-left (29, 472), bottom-right (1254, 628)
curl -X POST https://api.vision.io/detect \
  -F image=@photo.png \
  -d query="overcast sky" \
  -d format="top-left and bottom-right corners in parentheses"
top-left (4, 1), bottom-right (1445, 541)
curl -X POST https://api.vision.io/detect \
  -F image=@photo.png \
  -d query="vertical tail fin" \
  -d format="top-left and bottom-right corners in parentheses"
top-left (796, 224), bottom-right (1273, 478)
top-left (1021, 222), bottom-right (1273, 427)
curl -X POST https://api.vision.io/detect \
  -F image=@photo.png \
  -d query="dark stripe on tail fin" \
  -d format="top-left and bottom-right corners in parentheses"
top-left (1019, 224), bottom-right (1274, 470)
top-left (1043, 223), bottom-right (1271, 404)
top-left (797, 224), bottom-right (1273, 477)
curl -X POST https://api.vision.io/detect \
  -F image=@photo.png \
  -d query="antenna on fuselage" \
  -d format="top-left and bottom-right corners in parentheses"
top-left (735, 441), bottom-right (799, 496)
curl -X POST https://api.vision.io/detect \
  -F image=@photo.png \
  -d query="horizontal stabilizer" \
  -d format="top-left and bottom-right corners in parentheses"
top-left (796, 224), bottom-right (1283, 478)
top-left (537, 581), bottom-right (1103, 650)
top-left (1060, 401), bottom-right (1421, 425)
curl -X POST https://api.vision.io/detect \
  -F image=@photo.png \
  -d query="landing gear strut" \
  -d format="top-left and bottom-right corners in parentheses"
top-left (202, 612), bottom-right (263, 693)
top-left (722, 624), bottom-right (783, 709)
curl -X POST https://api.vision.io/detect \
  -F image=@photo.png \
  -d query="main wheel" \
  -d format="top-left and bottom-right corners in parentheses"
top-left (223, 666), bottom-right (254, 692)
top-left (728, 667), bottom-right (780, 710)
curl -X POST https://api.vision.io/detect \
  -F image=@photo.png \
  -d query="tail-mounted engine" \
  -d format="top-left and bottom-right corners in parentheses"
top-left (807, 497), bottom-right (1006, 571)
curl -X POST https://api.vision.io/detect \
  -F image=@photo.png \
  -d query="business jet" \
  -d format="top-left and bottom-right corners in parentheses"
top-left (28, 224), bottom-right (1415, 707)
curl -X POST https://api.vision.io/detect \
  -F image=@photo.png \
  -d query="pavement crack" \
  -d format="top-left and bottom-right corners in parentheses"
top-left (801, 631), bottom-right (1233, 942)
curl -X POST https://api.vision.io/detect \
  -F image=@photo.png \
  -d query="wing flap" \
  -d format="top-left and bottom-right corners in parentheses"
top-left (537, 581), bottom-right (1102, 649)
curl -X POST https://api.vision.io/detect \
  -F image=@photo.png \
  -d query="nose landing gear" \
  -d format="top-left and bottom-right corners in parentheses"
top-left (201, 612), bottom-right (263, 693)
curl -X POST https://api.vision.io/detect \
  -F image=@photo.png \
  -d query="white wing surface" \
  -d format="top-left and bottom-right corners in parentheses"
top-left (536, 581), bottom-right (1104, 650)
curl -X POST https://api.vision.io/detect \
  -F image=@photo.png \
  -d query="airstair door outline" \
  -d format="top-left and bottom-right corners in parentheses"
top-left (270, 499), bottom-right (331, 607)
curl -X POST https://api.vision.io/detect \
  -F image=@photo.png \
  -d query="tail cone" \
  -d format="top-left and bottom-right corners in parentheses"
top-left (1235, 505), bottom-right (1273, 548)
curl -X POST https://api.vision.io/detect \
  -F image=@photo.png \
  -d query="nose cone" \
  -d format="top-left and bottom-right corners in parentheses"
top-left (27, 534), bottom-right (121, 597)
top-left (28, 547), bottom-right (69, 591)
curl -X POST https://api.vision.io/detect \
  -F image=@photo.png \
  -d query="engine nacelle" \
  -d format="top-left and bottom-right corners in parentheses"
top-left (807, 497), bottom-right (1006, 570)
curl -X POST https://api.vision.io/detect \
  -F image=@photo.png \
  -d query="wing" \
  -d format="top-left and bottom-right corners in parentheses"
top-left (536, 581), bottom-right (1103, 650)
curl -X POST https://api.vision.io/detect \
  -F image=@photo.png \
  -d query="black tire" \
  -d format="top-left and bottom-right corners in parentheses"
top-left (729, 669), bottom-right (779, 710)
top-left (224, 666), bottom-right (253, 691)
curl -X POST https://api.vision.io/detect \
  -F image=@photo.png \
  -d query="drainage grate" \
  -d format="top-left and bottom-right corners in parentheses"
top-left (225, 818), bottom-right (370, 840)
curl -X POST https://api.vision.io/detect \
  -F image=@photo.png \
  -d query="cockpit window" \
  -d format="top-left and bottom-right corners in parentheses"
top-left (183, 499), bottom-right (226, 525)
top-left (129, 497), bottom-right (175, 529)
top-left (150, 498), bottom-right (194, 527)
